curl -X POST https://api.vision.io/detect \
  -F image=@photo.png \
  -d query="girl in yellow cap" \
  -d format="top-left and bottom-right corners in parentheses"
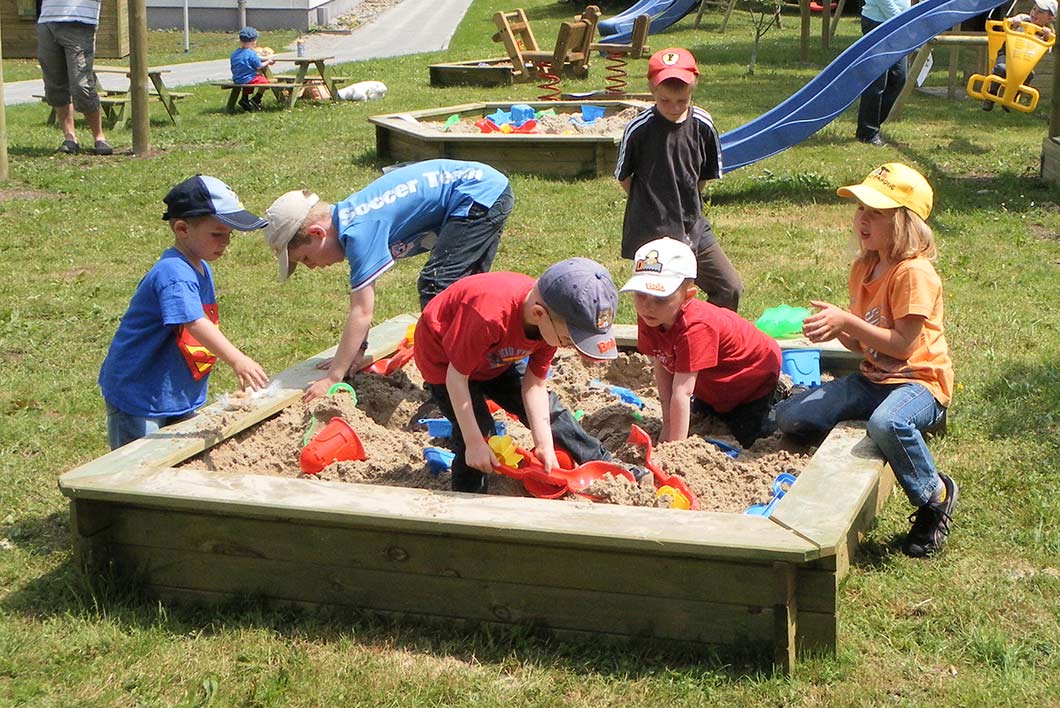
top-left (774, 163), bottom-right (956, 558)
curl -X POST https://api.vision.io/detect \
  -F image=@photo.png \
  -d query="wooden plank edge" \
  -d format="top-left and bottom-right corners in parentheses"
top-left (58, 314), bottom-right (417, 484)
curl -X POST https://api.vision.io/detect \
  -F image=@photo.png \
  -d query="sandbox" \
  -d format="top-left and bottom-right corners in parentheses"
top-left (368, 100), bottom-right (650, 177)
top-left (60, 315), bottom-right (891, 671)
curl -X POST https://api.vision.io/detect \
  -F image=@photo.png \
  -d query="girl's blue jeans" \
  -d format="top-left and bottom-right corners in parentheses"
top-left (774, 373), bottom-right (946, 507)
top-left (106, 401), bottom-right (194, 450)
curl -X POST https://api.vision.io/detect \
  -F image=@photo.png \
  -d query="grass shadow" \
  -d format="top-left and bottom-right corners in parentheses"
top-left (976, 360), bottom-right (1060, 438)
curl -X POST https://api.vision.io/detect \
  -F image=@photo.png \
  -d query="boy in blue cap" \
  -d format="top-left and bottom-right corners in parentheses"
top-left (230, 26), bottom-right (275, 111)
top-left (263, 159), bottom-right (514, 404)
top-left (99, 176), bottom-right (270, 449)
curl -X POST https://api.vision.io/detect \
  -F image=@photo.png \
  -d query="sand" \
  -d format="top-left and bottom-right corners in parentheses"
top-left (181, 351), bottom-right (814, 514)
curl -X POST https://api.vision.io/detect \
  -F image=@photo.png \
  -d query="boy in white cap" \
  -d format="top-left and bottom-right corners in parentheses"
top-left (621, 237), bottom-right (781, 448)
top-left (615, 47), bottom-right (743, 313)
top-left (263, 159), bottom-right (513, 404)
top-left (413, 258), bottom-right (619, 493)
top-left (983, 0), bottom-right (1056, 111)
top-left (774, 163), bottom-right (956, 558)
top-left (99, 176), bottom-right (270, 449)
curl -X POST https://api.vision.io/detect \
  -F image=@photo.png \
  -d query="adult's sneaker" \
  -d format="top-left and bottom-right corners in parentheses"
top-left (903, 473), bottom-right (957, 558)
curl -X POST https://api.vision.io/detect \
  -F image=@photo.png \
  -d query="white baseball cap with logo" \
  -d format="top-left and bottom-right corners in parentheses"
top-left (1033, 0), bottom-right (1057, 17)
top-left (620, 238), bottom-right (697, 297)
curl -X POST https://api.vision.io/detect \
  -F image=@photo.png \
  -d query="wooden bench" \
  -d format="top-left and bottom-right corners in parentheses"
top-left (35, 92), bottom-right (188, 129)
top-left (214, 82), bottom-right (308, 112)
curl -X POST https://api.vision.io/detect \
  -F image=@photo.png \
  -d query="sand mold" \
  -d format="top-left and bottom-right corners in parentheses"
top-left (183, 350), bottom-right (812, 514)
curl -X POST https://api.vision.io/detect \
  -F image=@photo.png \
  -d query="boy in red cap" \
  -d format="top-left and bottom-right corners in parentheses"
top-left (413, 258), bottom-right (619, 493)
top-left (614, 47), bottom-right (743, 312)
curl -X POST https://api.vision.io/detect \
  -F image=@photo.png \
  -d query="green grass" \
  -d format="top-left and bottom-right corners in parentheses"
top-left (0, 28), bottom-right (302, 82)
top-left (3, 3), bottom-right (1060, 706)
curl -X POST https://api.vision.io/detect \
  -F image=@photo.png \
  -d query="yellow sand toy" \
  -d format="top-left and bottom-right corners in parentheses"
top-left (967, 19), bottom-right (1056, 113)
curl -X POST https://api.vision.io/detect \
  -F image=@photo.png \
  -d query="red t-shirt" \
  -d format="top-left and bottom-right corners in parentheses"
top-left (414, 272), bottom-right (555, 385)
top-left (637, 299), bottom-right (781, 412)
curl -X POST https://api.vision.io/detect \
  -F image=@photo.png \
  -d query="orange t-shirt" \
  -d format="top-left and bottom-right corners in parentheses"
top-left (848, 255), bottom-right (954, 406)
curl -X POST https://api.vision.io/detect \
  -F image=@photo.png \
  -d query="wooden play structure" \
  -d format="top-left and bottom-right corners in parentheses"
top-left (59, 315), bottom-right (893, 672)
top-left (1042, 42), bottom-right (1060, 183)
top-left (492, 5), bottom-right (602, 96)
top-left (694, 0), bottom-right (846, 58)
top-left (0, 0), bottom-right (129, 58)
top-left (584, 14), bottom-right (652, 98)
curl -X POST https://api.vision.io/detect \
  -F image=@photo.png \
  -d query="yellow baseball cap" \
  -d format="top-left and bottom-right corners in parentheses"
top-left (836, 163), bottom-right (933, 220)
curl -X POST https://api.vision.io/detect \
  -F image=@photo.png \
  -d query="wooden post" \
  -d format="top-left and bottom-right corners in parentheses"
top-left (1052, 29), bottom-right (1060, 138)
top-left (0, 16), bottom-right (9, 181)
top-left (773, 561), bottom-right (797, 674)
top-left (800, 0), bottom-right (810, 62)
top-left (128, 0), bottom-right (150, 154)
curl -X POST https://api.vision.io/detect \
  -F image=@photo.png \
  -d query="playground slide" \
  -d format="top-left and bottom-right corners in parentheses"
top-left (597, 0), bottom-right (700, 44)
top-left (719, 0), bottom-right (1006, 172)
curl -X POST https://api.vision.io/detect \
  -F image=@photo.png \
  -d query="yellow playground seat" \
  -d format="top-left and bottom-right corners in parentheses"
top-left (967, 18), bottom-right (1056, 113)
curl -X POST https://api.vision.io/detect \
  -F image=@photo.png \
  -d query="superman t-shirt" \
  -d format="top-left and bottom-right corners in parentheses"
top-left (99, 248), bottom-right (219, 417)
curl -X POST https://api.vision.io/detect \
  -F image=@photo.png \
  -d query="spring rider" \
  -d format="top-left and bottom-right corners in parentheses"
top-left (967, 19), bottom-right (1056, 113)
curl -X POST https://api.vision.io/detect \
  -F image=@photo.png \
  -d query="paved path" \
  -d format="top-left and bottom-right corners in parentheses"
top-left (4, 0), bottom-right (474, 106)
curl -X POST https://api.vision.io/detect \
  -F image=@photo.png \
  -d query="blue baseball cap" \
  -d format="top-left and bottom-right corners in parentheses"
top-left (162, 175), bottom-right (267, 231)
top-left (238, 26), bottom-right (259, 42)
top-left (538, 257), bottom-right (619, 360)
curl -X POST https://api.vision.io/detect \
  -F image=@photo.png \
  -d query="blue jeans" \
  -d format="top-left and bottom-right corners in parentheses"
top-left (856, 16), bottom-right (908, 141)
top-left (425, 360), bottom-right (610, 493)
top-left (417, 186), bottom-right (514, 309)
top-left (106, 401), bottom-right (194, 450)
top-left (774, 374), bottom-right (946, 506)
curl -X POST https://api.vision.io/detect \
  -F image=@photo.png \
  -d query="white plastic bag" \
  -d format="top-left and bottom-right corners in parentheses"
top-left (337, 80), bottom-right (388, 101)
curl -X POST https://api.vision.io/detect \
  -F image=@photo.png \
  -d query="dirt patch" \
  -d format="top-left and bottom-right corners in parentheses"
top-left (0, 188), bottom-right (54, 202)
top-left (182, 351), bottom-right (813, 514)
top-left (425, 107), bottom-right (640, 136)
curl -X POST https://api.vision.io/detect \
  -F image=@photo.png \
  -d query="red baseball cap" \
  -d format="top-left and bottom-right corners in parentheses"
top-left (648, 48), bottom-right (699, 86)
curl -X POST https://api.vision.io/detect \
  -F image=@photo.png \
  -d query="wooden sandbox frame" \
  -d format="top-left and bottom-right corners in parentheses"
top-left (59, 315), bottom-right (892, 672)
top-left (368, 100), bottom-right (650, 178)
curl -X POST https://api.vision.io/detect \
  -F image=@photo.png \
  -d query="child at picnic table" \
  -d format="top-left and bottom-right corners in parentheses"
top-left (230, 26), bottom-right (275, 112)
top-left (774, 163), bottom-right (956, 558)
top-left (615, 47), bottom-right (743, 312)
top-left (413, 259), bottom-right (621, 494)
top-left (263, 159), bottom-right (514, 404)
top-left (98, 176), bottom-right (270, 449)
top-left (620, 237), bottom-right (781, 449)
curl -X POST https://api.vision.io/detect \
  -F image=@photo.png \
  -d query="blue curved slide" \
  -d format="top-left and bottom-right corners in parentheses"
top-left (597, 0), bottom-right (700, 44)
top-left (719, 0), bottom-right (1005, 172)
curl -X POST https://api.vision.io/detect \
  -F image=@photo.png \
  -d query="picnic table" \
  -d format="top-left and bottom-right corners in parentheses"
top-left (93, 66), bottom-right (187, 125)
top-left (270, 54), bottom-right (344, 109)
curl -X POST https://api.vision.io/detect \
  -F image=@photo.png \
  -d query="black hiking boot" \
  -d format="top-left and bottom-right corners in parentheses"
top-left (903, 473), bottom-right (957, 558)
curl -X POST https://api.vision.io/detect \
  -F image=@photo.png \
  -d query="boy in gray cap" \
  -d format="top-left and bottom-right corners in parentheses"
top-left (413, 258), bottom-right (620, 493)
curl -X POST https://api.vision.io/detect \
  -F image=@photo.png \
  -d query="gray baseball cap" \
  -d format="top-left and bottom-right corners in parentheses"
top-left (538, 258), bottom-right (619, 360)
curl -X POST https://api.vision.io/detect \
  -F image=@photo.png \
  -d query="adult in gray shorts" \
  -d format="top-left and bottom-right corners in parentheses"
top-left (37, 0), bottom-right (112, 155)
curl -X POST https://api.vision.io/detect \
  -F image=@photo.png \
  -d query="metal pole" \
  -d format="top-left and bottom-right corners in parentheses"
top-left (238, 0), bottom-right (247, 28)
top-left (183, 0), bottom-right (190, 52)
top-left (0, 16), bottom-right (9, 181)
top-left (129, 0), bottom-right (151, 154)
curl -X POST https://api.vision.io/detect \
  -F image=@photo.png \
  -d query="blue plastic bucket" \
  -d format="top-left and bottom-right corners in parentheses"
top-left (781, 349), bottom-right (821, 387)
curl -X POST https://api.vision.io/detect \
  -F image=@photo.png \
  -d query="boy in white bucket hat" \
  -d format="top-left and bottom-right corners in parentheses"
top-left (983, 0), bottom-right (1056, 110)
top-left (621, 237), bottom-right (781, 448)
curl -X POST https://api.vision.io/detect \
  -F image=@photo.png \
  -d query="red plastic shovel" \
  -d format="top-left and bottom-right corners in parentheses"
top-left (492, 445), bottom-right (636, 500)
top-left (626, 424), bottom-right (700, 510)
